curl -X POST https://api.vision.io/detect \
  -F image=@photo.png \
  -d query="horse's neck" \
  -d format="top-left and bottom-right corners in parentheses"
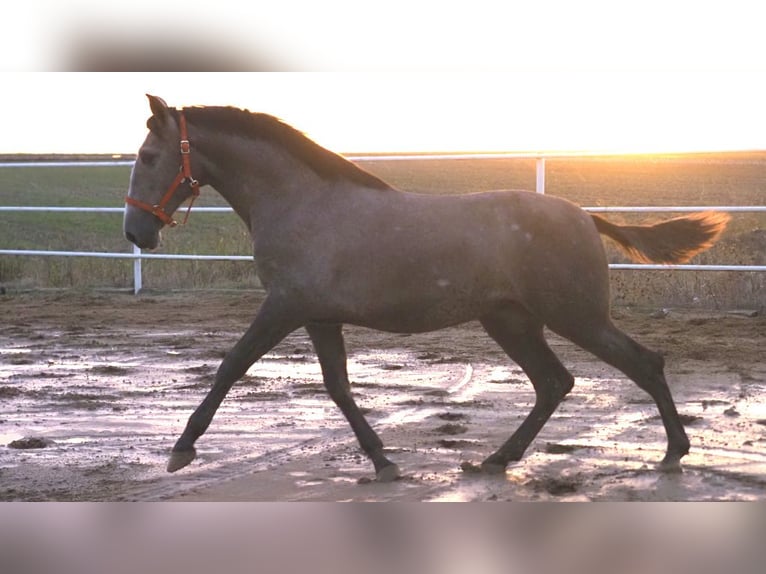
top-left (204, 136), bottom-right (327, 227)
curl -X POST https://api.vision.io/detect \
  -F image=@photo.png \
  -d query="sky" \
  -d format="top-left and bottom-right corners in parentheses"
top-left (3, 71), bottom-right (766, 156)
top-left (2, 2), bottom-right (766, 155)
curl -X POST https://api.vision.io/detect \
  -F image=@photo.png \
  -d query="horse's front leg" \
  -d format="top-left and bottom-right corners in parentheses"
top-left (167, 296), bottom-right (303, 472)
top-left (306, 323), bottom-right (400, 482)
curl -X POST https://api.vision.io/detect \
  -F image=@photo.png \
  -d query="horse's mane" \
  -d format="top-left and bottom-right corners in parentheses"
top-left (181, 106), bottom-right (392, 191)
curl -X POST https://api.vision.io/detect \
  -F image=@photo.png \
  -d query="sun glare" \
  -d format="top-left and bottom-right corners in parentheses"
top-left (2, 72), bottom-right (764, 156)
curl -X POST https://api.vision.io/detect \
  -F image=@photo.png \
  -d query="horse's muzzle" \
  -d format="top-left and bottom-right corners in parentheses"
top-left (125, 230), bottom-right (160, 250)
top-left (124, 206), bottom-right (161, 250)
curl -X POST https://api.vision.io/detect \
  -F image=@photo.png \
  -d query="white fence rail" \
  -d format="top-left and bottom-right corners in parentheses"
top-left (1, 156), bottom-right (765, 294)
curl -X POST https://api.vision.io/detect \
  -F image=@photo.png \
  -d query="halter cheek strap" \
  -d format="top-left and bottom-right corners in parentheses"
top-left (125, 112), bottom-right (201, 227)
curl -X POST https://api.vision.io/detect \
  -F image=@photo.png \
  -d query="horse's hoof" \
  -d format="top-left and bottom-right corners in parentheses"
top-left (376, 463), bottom-right (401, 483)
top-left (460, 461), bottom-right (483, 473)
top-left (657, 457), bottom-right (683, 474)
top-left (167, 448), bottom-right (196, 473)
top-left (480, 460), bottom-right (507, 475)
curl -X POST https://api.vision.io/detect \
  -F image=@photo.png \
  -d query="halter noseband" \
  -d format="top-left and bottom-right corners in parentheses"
top-left (125, 112), bottom-right (201, 227)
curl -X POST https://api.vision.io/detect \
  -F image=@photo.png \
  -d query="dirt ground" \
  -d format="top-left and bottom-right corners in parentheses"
top-left (0, 290), bottom-right (764, 501)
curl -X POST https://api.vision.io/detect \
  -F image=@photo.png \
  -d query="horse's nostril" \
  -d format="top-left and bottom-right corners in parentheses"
top-left (125, 231), bottom-right (137, 245)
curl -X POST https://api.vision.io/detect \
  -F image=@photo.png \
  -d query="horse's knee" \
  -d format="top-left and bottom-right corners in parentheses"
top-left (559, 372), bottom-right (575, 396)
top-left (324, 379), bottom-right (353, 407)
top-left (215, 354), bottom-right (249, 386)
top-left (536, 372), bottom-right (574, 410)
top-left (557, 375), bottom-right (574, 404)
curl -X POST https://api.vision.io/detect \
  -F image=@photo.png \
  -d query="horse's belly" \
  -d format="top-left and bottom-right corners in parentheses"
top-left (351, 312), bottom-right (475, 334)
top-left (341, 288), bottom-right (500, 334)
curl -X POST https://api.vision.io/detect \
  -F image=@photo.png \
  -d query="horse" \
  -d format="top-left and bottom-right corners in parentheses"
top-left (124, 95), bottom-right (730, 482)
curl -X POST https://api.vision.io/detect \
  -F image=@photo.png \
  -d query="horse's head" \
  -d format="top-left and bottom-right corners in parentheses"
top-left (124, 95), bottom-right (202, 250)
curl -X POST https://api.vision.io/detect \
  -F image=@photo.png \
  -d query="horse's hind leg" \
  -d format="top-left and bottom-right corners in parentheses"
top-left (478, 303), bottom-right (575, 473)
top-left (554, 319), bottom-right (690, 471)
top-left (306, 323), bottom-right (400, 482)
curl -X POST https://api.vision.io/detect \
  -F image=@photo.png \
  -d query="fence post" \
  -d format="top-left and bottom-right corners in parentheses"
top-left (536, 156), bottom-right (546, 194)
top-left (133, 244), bottom-right (142, 294)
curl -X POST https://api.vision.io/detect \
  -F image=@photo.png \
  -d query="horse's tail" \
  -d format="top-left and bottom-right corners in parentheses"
top-left (591, 211), bottom-right (731, 264)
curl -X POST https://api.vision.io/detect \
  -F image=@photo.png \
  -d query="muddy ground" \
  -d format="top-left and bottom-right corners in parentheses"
top-left (0, 291), bottom-right (764, 501)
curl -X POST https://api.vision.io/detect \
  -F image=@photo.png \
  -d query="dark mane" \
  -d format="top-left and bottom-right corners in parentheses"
top-left (181, 106), bottom-right (392, 191)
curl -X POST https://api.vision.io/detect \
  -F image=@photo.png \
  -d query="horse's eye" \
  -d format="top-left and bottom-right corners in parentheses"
top-left (138, 150), bottom-right (158, 166)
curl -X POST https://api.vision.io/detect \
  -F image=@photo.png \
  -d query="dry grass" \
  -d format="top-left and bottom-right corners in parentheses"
top-left (0, 152), bottom-right (764, 309)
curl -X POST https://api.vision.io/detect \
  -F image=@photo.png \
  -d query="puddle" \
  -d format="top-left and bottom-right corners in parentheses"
top-left (1, 292), bottom-right (764, 500)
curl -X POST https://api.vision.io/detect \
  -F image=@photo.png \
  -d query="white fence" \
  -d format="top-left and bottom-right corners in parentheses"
top-left (1, 155), bottom-right (765, 294)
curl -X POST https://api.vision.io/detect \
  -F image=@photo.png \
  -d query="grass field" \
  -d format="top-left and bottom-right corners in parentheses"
top-left (0, 152), bottom-right (764, 308)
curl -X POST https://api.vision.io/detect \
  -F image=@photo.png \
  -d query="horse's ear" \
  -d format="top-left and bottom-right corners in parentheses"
top-left (146, 94), bottom-right (172, 126)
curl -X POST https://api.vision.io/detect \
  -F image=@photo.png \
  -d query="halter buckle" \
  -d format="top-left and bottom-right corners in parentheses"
top-left (152, 204), bottom-right (178, 227)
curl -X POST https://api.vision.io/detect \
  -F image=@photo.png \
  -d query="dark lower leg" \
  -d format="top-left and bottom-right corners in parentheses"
top-left (479, 309), bottom-right (575, 472)
top-left (481, 368), bottom-right (574, 472)
top-left (330, 391), bottom-right (399, 481)
top-left (481, 378), bottom-right (573, 472)
top-left (168, 298), bottom-right (301, 472)
top-left (307, 323), bottom-right (399, 481)
top-left (168, 363), bottom-right (257, 472)
top-left (651, 381), bottom-right (690, 471)
top-left (560, 321), bottom-right (689, 471)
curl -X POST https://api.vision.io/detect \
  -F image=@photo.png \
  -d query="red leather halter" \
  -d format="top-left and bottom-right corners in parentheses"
top-left (125, 112), bottom-right (201, 227)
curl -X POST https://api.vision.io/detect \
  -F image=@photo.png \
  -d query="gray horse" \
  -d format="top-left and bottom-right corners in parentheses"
top-left (124, 95), bottom-right (729, 482)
